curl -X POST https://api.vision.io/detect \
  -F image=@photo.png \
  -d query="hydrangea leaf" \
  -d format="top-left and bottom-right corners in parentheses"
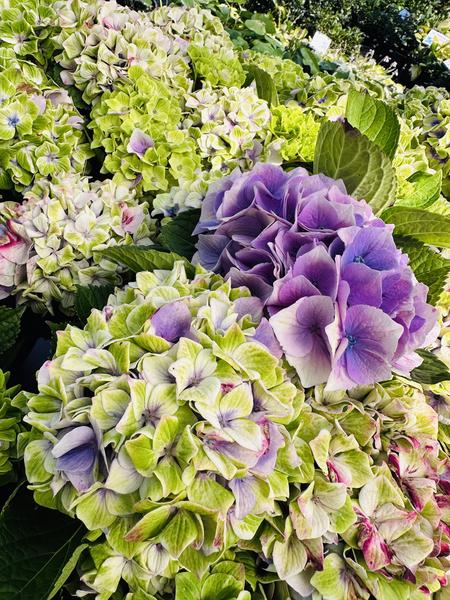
top-left (0, 306), bottom-right (24, 363)
top-left (313, 119), bottom-right (396, 215)
top-left (345, 89), bottom-right (400, 159)
top-left (382, 207), bottom-right (450, 248)
top-left (394, 235), bottom-right (449, 305)
top-left (47, 542), bottom-right (89, 600)
top-left (0, 485), bottom-right (86, 600)
top-left (410, 349), bottom-right (450, 385)
top-left (101, 246), bottom-right (195, 277)
top-left (244, 64), bottom-right (278, 107)
top-left (159, 210), bottom-right (201, 259)
top-left (396, 170), bottom-right (442, 209)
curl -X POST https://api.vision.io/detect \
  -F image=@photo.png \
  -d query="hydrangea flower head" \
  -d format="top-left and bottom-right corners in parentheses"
top-left (1, 173), bottom-right (154, 313)
top-left (90, 66), bottom-right (201, 193)
top-left (0, 59), bottom-right (92, 190)
top-left (23, 263), bottom-right (301, 569)
top-left (195, 164), bottom-right (439, 390)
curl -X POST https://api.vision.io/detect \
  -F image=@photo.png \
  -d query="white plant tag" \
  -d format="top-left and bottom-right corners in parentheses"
top-left (423, 29), bottom-right (450, 47)
top-left (310, 31), bottom-right (332, 55)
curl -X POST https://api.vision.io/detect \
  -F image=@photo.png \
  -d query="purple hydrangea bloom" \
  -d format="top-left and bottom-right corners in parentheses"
top-left (195, 165), bottom-right (439, 389)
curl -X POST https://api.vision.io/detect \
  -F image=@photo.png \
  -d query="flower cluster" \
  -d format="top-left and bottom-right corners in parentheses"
top-left (0, 56), bottom-right (92, 190)
top-left (89, 66), bottom-right (200, 193)
top-left (54, 1), bottom-right (242, 104)
top-left (0, 174), bottom-right (154, 313)
top-left (0, 0), bottom-right (57, 65)
top-left (395, 85), bottom-right (450, 199)
top-left (54, 0), bottom-right (191, 104)
top-left (269, 104), bottom-right (321, 163)
top-left (195, 164), bottom-right (438, 390)
top-left (23, 263), bottom-right (302, 583)
top-left (184, 85), bottom-right (273, 175)
top-left (21, 265), bottom-right (450, 597)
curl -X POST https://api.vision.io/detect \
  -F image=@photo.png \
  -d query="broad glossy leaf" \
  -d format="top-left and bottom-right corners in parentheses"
top-left (346, 89), bottom-right (400, 159)
top-left (382, 207), bottom-right (450, 248)
top-left (314, 119), bottom-right (396, 214)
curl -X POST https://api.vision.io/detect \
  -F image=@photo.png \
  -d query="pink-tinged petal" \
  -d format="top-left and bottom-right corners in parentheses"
top-left (358, 519), bottom-right (393, 570)
top-left (121, 205), bottom-right (145, 234)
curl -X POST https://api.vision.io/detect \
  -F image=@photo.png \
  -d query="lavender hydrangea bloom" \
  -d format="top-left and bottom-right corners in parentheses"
top-left (195, 164), bottom-right (439, 389)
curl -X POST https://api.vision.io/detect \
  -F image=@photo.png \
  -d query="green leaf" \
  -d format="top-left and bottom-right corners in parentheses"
top-left (382, 207), bottom-right (450, 248)
top-left (345, 89), bottom-right (400, 159)
top-left (244, 65), bottom-right (278, 107)
top-left (46, 543), bottom-right (89, 599)
top-left (0, 485), bottom-right (86, 600)
top-left (0, 307), bottom-right (24, 362)
top-left (159, 211), bottom-right (200, 260)
top-left (244, 19), bottom-right (266, 35)
top-left (394, 236), bottom-right (449, 305)
top-left (410, 349), bottom-right (450, 385)
top-left (397, 171), bottom-right (442, 209)
top-left (101, 246), bottom-right (195, 277)
top-left (74, 284), bottom-right (114, 324)
top-left (313, 119), bottom-right (396, 215)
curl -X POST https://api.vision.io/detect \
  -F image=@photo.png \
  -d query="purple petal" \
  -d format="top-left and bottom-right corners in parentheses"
top-left (229, 476), bottom-right (257, 519)
top-left (196, 234), bottom-right (231, 271)
top-left (341, 228), bottom-right (400, 271)
top-left (291, 245), bottom-right (338, 299)
top-left (127, 129), bottom-right (154, 157)
top-left (297, 194), bottom-right (355, 231)
top-left (267, 274), bottom-right (320, 316)
top-left (342, 263), bottom-right (382, 307)
top-left (253, 318), bottom-right (283, 358)
top-left (151, 301), bottom-right (191, 343)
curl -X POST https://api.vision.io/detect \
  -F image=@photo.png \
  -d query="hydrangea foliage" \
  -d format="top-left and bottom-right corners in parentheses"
top-left (195, 164), bottom-right (438, 389)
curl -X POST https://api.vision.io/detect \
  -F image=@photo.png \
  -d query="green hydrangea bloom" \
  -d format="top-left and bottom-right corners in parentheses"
top-left (54, 0), bottom-right (191, 104)
top-left (53, 2), bottom-right (241, 103)
top-left (6, 173), bottom-right (154, 314)
top-left (89, 66), bottom-right (201, 193)
top-left (0, 0), bottom-right (57, 65)
top-left (0, 58), bottom-right (92, 191)
top-left (21, 262), bottom-right (450, 596)
top-left (188, 45), bottom-right (245, 89)
top-left (23, 263), bottom-right (302, 575)
top-left (185, 85), bottom-right (272, 174)
top-left (269, 105), bottom-right (320, 162)
top-left (394, 86), bottom-right (450, 199)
